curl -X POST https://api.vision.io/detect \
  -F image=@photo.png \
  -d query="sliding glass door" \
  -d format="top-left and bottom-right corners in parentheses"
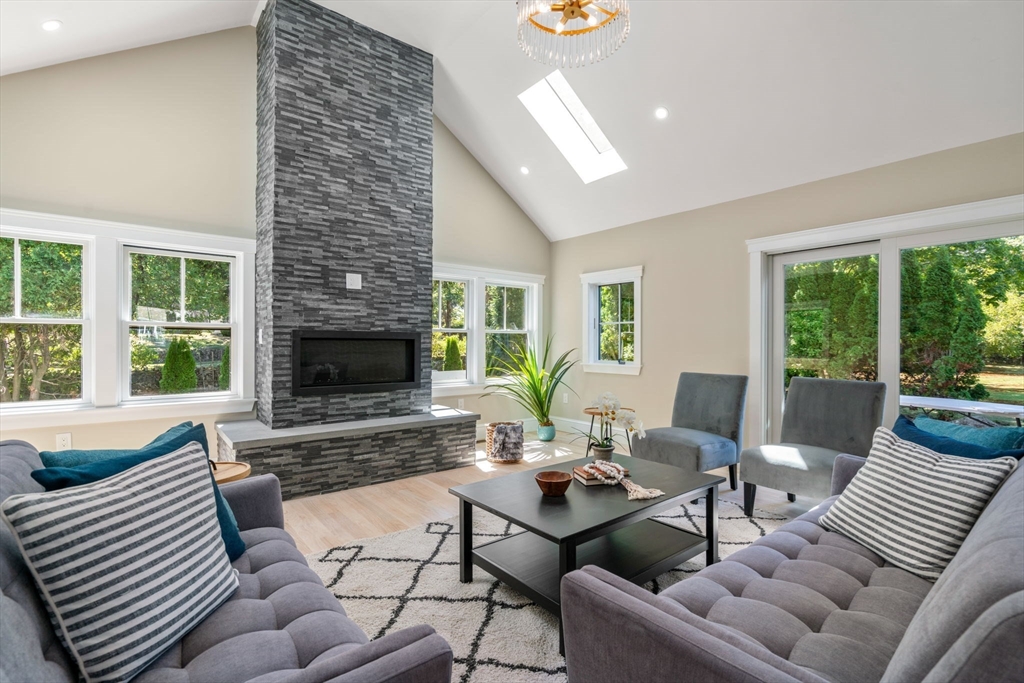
top-left (769, 223), bottom-right (1023, 441)
top-left (770, 243), bottom-right (880, 441)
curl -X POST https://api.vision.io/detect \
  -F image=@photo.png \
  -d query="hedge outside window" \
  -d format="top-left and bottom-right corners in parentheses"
top-left (485, 285), bottom-right (528, 377)
top-left (432, 279), bottom-right (468, 381)
top-left (126, 249), bottom-right (233, 398)
top-left (0, 237), bottom-right (85, 402)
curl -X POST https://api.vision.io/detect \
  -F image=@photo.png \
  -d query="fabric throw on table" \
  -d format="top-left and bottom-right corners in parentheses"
top-left (0, 443), bottom-right (238, 683)
top-left (819, 426), bottom-right (1017, 581)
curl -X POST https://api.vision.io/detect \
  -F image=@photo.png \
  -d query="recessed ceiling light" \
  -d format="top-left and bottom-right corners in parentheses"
top-left (655, 107), bottom-right (669, 120)
top-left (520, 166), bottom-right (530, 175)
top-left (41, 20), bottom-right (62, 31)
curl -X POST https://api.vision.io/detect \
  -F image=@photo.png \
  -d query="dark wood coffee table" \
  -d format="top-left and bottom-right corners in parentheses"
top-left (449, 454), bottom-right (723, 649)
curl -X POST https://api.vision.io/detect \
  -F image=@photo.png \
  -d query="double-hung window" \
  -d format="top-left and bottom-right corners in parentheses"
top-left (580, 266), bottom-right (643, 375)
top-left (0, 209), bottom-right (255, 427)
top-left (431, 264), bottom-right (544, 391)
top-left (0, 236), bottom-right (87, 403)
top-left (124, 248), bottom-right (235, 399)
top-left (485, 284), bottom-right (529, 376)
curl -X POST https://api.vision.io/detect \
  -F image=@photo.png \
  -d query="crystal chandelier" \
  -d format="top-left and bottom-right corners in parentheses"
top-left (517, 0), bottom-right (630, 68)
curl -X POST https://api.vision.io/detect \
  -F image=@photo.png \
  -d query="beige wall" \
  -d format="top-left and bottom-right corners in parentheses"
top-left (548, 133), bottom-right (1024, 445)
top-left (0, 28), bottom-right (258, 238)
top-left (431, 117), bottom-right (552, 424)
top-left (0, 30), bottom-right (551, 449)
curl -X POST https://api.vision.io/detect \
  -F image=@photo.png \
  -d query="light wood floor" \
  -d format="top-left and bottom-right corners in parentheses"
top-left (282, 433), bottom-right (815, 555)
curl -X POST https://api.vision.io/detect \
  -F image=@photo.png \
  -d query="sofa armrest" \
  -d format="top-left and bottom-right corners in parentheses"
top-left (219, 474), bottom-right (285, 531)
top-left (561, 567), bottom-right (825, 683)
top-left (262, 624), bottom-right (452, 683)
top-left (830, 454), bottom-right (867, 497)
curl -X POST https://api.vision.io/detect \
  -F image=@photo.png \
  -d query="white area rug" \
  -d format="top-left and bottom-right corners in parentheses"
top-left (307, 495), bottom-right (789, 683)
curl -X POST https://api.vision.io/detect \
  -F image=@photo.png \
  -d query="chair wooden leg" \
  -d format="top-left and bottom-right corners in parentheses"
top-left (728, 464), bottom-right (738, 491)
top-left (743, 482), bottom-right (756, 517)
top-left (787, 493), bottom-right (796, 503)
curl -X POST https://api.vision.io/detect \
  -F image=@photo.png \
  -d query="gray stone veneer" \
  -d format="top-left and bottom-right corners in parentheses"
top-left (218, 417), bottom-right (478, 500)
top-left (256, 0), bottom-right (434, 429)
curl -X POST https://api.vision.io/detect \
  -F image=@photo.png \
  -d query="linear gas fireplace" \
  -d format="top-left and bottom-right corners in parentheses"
top-left (291, 331), bottom-right (421, 396)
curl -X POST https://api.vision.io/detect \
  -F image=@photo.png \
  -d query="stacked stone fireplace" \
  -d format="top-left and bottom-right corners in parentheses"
top-left (216, 0), bottom-right (477, 499)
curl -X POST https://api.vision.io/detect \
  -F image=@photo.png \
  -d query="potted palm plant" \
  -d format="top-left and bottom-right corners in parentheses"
top-left (486, 336), bottom-right (577, 441)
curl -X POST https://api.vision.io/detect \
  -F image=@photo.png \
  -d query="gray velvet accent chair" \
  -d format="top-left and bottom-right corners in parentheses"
top-left (631, 372), bottom-right (749, 490)
top-left (561, 453), bottom-right (1024, 683)
top-left (740, 377), bottom-right (885, 516)
top-left (0, 440), bottom-right (453, 683)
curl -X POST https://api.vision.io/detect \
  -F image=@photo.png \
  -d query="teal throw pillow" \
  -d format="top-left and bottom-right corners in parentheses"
top-left (39, 421), bottom-right (195, 468)
top-left (915, 416), bottom-right (1024, 451)
top-left (894, 415), bottom-right (1023, 460)
top-left (31, 424), bottom-right (247, 561)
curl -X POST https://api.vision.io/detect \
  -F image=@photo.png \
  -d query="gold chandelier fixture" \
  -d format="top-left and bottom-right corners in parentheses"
top-left (517, 0), bottom-right (630, 68)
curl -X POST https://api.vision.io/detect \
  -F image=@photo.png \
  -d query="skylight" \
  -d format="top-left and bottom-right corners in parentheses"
top-left (518, 71), bottom-right (626, 184)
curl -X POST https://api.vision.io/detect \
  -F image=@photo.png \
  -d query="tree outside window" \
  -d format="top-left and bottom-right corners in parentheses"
top-left (900, 236), bottom-right (1023, 408)
top-left (431, 279), bottom-right (467, 379)
top-left (0, 237), bottom-right (84, 402)
top-left (485, 285), bottom-right (528, 377)
top-left (598, 282), bottom-right (634, 363)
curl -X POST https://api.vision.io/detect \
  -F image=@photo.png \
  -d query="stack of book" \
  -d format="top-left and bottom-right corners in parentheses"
top-left (572, 465), bottom-right (630, 487)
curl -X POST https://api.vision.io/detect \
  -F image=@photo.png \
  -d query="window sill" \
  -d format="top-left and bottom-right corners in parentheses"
top-left (582, 363), bottom-right (642, 376)
top-left (432, 383), bottom-right (488, 398)
top-left (0, 397), bottom-right (256, 430)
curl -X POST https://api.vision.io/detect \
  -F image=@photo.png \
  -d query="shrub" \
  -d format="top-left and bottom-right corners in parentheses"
top-left (160, 338), bottom-right (197, 394)
top-left (443, 336), bottom-right (463, 371)
top-left (218, 344), bottom-right (231, 391)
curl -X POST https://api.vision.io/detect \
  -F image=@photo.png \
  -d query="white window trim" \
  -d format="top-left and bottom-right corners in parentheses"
top-left (580, 265), bottom-right (642, 375)
top-left (0, 208), bottom-right (256, 428)
top-left (431, 263), bottom-right (544, 395)
top-left (747, 194), bottom-right (1024, 448)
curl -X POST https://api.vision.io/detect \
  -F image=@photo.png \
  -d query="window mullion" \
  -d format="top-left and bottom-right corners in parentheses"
top-left (13, 238), bottom-right (21, 318)
top-left (179, 258), bottom-right (186, 322)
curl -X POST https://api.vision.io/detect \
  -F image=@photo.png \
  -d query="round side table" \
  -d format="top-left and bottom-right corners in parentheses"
top-left (582, 407), bottom-right (635, 457)
top-left (212, 461), bottom-right (251, 485)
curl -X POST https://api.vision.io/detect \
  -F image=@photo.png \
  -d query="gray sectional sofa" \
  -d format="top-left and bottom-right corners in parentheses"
top-left (0, 440), bottom-right (453, 683)
top-left (562, 453), bottom-right (1024, 683)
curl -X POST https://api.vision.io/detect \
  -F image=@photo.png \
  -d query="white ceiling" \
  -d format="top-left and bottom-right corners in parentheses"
top-left (2, 1), bottom-right (1023, 241)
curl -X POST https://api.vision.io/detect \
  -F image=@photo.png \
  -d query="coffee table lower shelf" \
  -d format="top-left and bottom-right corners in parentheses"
top-left (471, 518), bottom-right (708, 615)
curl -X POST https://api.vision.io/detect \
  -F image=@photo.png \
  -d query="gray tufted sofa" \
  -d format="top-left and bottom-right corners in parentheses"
top-left (562, 453), bottom-right (1024, 683)
top-left (0, 440), bottom-right (453, 683)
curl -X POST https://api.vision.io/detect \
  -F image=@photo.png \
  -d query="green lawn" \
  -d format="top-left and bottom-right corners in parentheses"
top-left (979, 364), bottom-right (1024, 406)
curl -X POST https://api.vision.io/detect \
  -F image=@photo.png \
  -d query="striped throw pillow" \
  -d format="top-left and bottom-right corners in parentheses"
top-left (819, 427), bottom-right (1017, 581)
top-left (1, 442), bottom-right (239, 683)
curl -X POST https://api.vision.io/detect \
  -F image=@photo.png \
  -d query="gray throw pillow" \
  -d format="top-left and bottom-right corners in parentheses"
top-left (1, 442), bottom-right (239, 683)
top-left (819, 427), bottom-right (1017, 581)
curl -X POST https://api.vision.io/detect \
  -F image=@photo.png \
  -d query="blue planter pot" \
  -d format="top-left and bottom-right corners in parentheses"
top-left (537, 424), bottom-right (556, 442)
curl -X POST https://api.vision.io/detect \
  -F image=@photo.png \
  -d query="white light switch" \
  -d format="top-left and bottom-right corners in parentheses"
top-left (346, 273), bottom-right (362, 290)
top-left (563, 392), bottom-right (569, 404)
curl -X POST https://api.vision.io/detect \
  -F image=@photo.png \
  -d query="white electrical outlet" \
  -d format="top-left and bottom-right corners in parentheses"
top-left (56, 433), bottom-right (72, 450)
top-left (457, 398), bottom-right (465, 410)
top-left (563, 392), bottom-right (569, 404)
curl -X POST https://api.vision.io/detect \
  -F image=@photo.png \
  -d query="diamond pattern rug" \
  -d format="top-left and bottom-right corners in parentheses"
top-left (307, 495), bottom-right (789, 683)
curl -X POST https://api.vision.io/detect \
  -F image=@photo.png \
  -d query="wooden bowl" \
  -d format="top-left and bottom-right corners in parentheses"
top-left (535, 471), bottom-right (572, 497)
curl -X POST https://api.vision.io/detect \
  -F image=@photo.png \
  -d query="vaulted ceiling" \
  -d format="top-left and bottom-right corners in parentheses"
top-left (3, 1), bottom-right (1022, 241)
